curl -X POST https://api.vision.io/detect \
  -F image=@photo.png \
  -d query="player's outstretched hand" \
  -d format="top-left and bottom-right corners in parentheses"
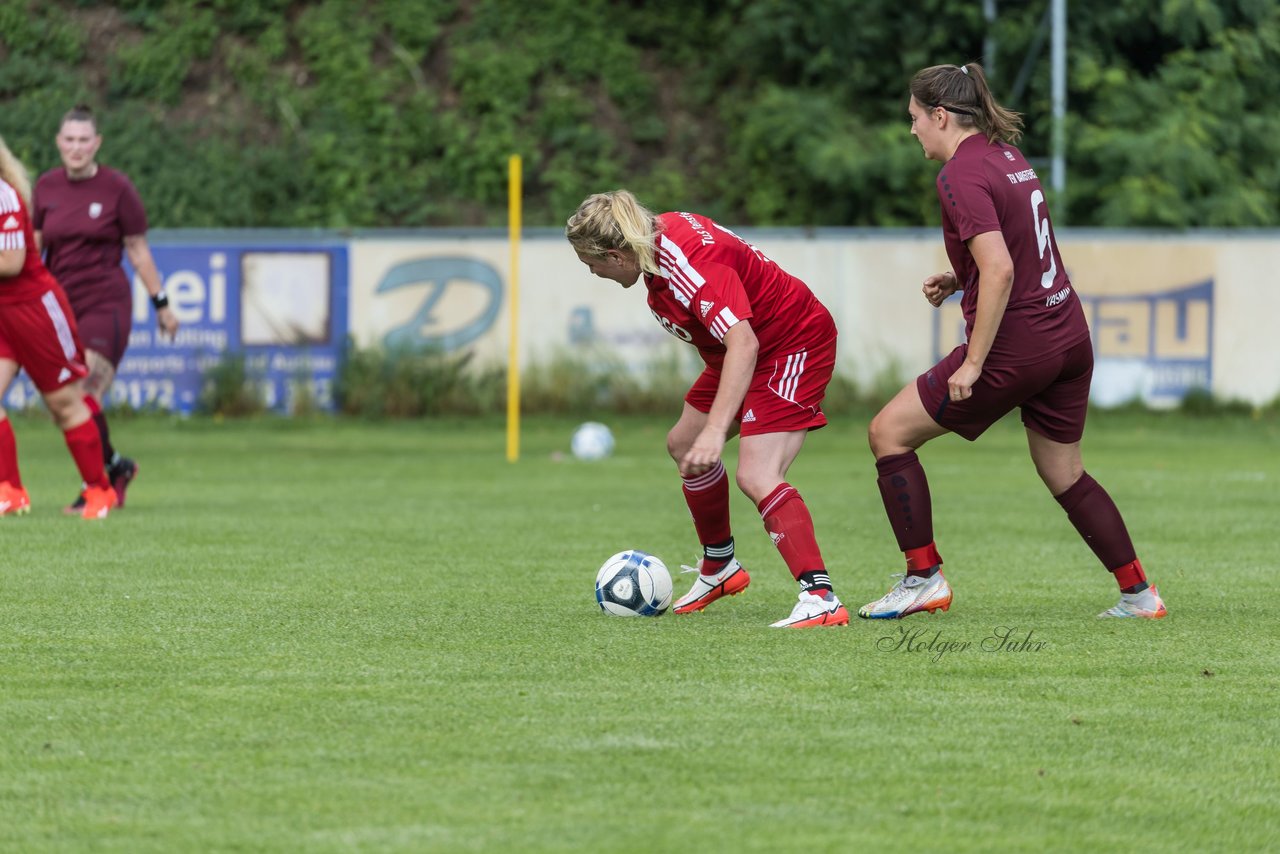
top-left (922, 271), bottom-right (959, 307)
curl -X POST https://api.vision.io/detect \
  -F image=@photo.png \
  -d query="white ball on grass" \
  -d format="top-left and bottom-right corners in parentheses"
top-left (594, 550), bottom-right (672, 617)
top-left (571, 422), bottom-right (615, 461)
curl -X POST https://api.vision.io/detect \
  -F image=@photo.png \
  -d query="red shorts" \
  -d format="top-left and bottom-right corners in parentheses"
top-left (686, 337), bottom-right (836, 437)
top-left (917, 337), bottom-right (1093, 444)
top-left (0, 288), bottom-right (90, 392)
top-left (73, 298), bottom-right (133, 367)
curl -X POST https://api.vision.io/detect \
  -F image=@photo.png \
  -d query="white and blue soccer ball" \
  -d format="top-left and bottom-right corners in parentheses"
top-left (595, 550), bottom-right (672, 617)
top-left (571, 421), bottom-right (615, 461)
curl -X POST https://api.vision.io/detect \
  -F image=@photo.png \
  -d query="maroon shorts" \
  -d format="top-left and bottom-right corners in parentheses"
top-left (685, 337), bottom-right (836, 437)
top-left (73, 298), bottom-right (133, 367)
top-left (0, 288), bottom-right (89, 392)
top-left (917, 337), bottom-right (1094, 444)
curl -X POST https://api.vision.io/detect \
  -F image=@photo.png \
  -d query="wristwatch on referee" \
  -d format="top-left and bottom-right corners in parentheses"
top-left (151, 290), bottom-right (170, 310)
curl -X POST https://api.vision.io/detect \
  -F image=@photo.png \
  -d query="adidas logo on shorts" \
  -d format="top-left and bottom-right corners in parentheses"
top-left (742, 409), bottom-right (756, 423)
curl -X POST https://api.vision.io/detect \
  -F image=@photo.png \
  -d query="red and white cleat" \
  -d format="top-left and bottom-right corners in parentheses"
top-left (770, 590), bottom-right (850, 628)
top-left (673, 558), bottom-right (751, 615)
top-left (0, 481), bottom-right (31, 517)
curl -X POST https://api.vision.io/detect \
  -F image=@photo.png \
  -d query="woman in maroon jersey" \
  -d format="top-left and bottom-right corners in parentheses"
top-left (857, 62), bottom-right (1167, 620)
top-left (567, 190), bottom-right (847, 628)
top-left (0, 136), bottom-right (117, 519)
top-left (32, 105), bottom-right (179, 511)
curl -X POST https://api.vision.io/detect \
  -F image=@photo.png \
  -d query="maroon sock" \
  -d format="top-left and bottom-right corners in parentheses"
top-left (83, 395), bottom-right (117, 466)
top-left (1054, 472), bottom-right (1140, 586)
top-left (757, 483), bottom-right (827, 586)
top-left (0, 417), bottom-right (22, 488)
top-left (63, 420), bottom-right (110, 489)
top-left (682, 460), bottom-right (732, 570)
top-left (876, 451), bottom-right (942, 574)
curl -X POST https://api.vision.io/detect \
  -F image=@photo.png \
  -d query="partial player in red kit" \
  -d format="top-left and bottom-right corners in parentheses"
top-left (33, 105), bottom-right (179, 511)
top-left (858, 62), bottom-right (1167, 620)
top-left (567, 189), bottom-right (847, 628)
top-left (0, 136), bottom-right (116, 519)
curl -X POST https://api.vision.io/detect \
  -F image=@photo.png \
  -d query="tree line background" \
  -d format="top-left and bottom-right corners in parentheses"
top-left (2, 0), bottom-right (1277, 231)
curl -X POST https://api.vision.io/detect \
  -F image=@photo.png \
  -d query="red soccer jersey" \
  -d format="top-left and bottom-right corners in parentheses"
top-left (644, 212), bottom-right (834, 370)
top-left (0, 179), bottom-right (63, 305)
top-left (939, 135), bottom-right (1090, 365)
top-left (32, 165), bottom-right (147, 311)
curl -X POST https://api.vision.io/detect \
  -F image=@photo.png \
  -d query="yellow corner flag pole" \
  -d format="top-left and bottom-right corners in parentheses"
top-left (506, 154), bottom-right (522, 462)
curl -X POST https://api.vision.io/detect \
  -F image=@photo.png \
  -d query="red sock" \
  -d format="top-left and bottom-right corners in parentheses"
top-left (0, 417), bottom-right (21, 488)
top-left (757, 483), bottom-right (826, 583)
top-left (1054, 472), bottom-right (1139, 588)
top-left (905, 543), bottom-right (943, 575)
top-left (1111, 558), bottom-right (1148, 591)
top-left (83, 395), bottom-right (117, 465)
top-left (682, 460), bottom-right (732, 562)
top-left (63, 419), bottom-right (110, 489)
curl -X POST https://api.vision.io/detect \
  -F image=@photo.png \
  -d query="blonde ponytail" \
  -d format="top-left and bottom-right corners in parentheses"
top-left (565, 190), bottom-right (660, 275)
top-left (0, 136), bottom-right (32, 205)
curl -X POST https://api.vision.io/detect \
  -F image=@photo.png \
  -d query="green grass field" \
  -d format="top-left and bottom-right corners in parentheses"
top-left (1, 410), bottom-right (1277, 852)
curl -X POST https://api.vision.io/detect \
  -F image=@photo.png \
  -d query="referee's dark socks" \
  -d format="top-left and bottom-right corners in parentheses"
top-left (701, 538), bottom-right (734, 574)
top-left (798, 571), bottom-right (833, 593)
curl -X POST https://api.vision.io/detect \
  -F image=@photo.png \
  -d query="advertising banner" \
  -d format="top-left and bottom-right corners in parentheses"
top-left (5, 230), bottom-right (1274, 414)
top-left (3, 243), bottom-right (348, 414)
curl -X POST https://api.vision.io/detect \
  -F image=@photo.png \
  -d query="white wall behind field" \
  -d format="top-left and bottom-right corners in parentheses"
top-left (13, 228), bottom-right (1266, 415)
top-left (348, 229), bottom-right (1280, 407)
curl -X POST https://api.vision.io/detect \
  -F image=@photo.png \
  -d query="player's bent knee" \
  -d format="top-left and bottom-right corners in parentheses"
top-left (734, 470), bottom-right (776, 506)
top-left (42, 389), bottom-right (89, 431)
top-left (868, 413), bottom-right (897, 457)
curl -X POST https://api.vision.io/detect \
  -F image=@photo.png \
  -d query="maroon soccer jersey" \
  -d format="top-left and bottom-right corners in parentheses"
top-left (939, 135), bottom-right (1089, 365)
top-left (0, 179), bottom-right (62, 304)
top-left (32, 165), bottom-right (148, 312)
top-left (644, 212), bottom-right (835, 370)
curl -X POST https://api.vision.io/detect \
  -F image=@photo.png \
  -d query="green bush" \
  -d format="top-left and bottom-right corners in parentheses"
top-left (1178, 387), bottom-right (1256, 417)
top-left (197, 352), bottom-right (267, 417)
top-left (335, 342), bottom-right (490, 418)
top-left (8, 0), bottom-right (1278, 228)
top-left (326, 341), bottom-right (901, 420)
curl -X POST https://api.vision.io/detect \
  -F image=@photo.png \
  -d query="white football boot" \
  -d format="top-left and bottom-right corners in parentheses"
top-left (1098, 585), bottom-right (1168, 618)
top-left (672, 558), bottom-right (751, 615)
top-left (769, 590), bottom-right (850, 628)
top-left (857, 572), bottom-right (953, 619)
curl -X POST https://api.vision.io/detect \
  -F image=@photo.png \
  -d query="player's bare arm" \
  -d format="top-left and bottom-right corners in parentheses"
top-left (922, 270), bottom-right (959, 307)
top-left (948, 231), bottom-right (1012, 400)
top-left (679, 321), bottom-right (759, 478)
top-left (0, 246), bottom-right (26, 278)
top-left (124, 233), bottom-right (179, 339)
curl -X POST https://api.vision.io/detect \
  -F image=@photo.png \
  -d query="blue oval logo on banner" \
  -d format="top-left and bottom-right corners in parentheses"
top-left (376, 256), bottom-right (504, 351)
